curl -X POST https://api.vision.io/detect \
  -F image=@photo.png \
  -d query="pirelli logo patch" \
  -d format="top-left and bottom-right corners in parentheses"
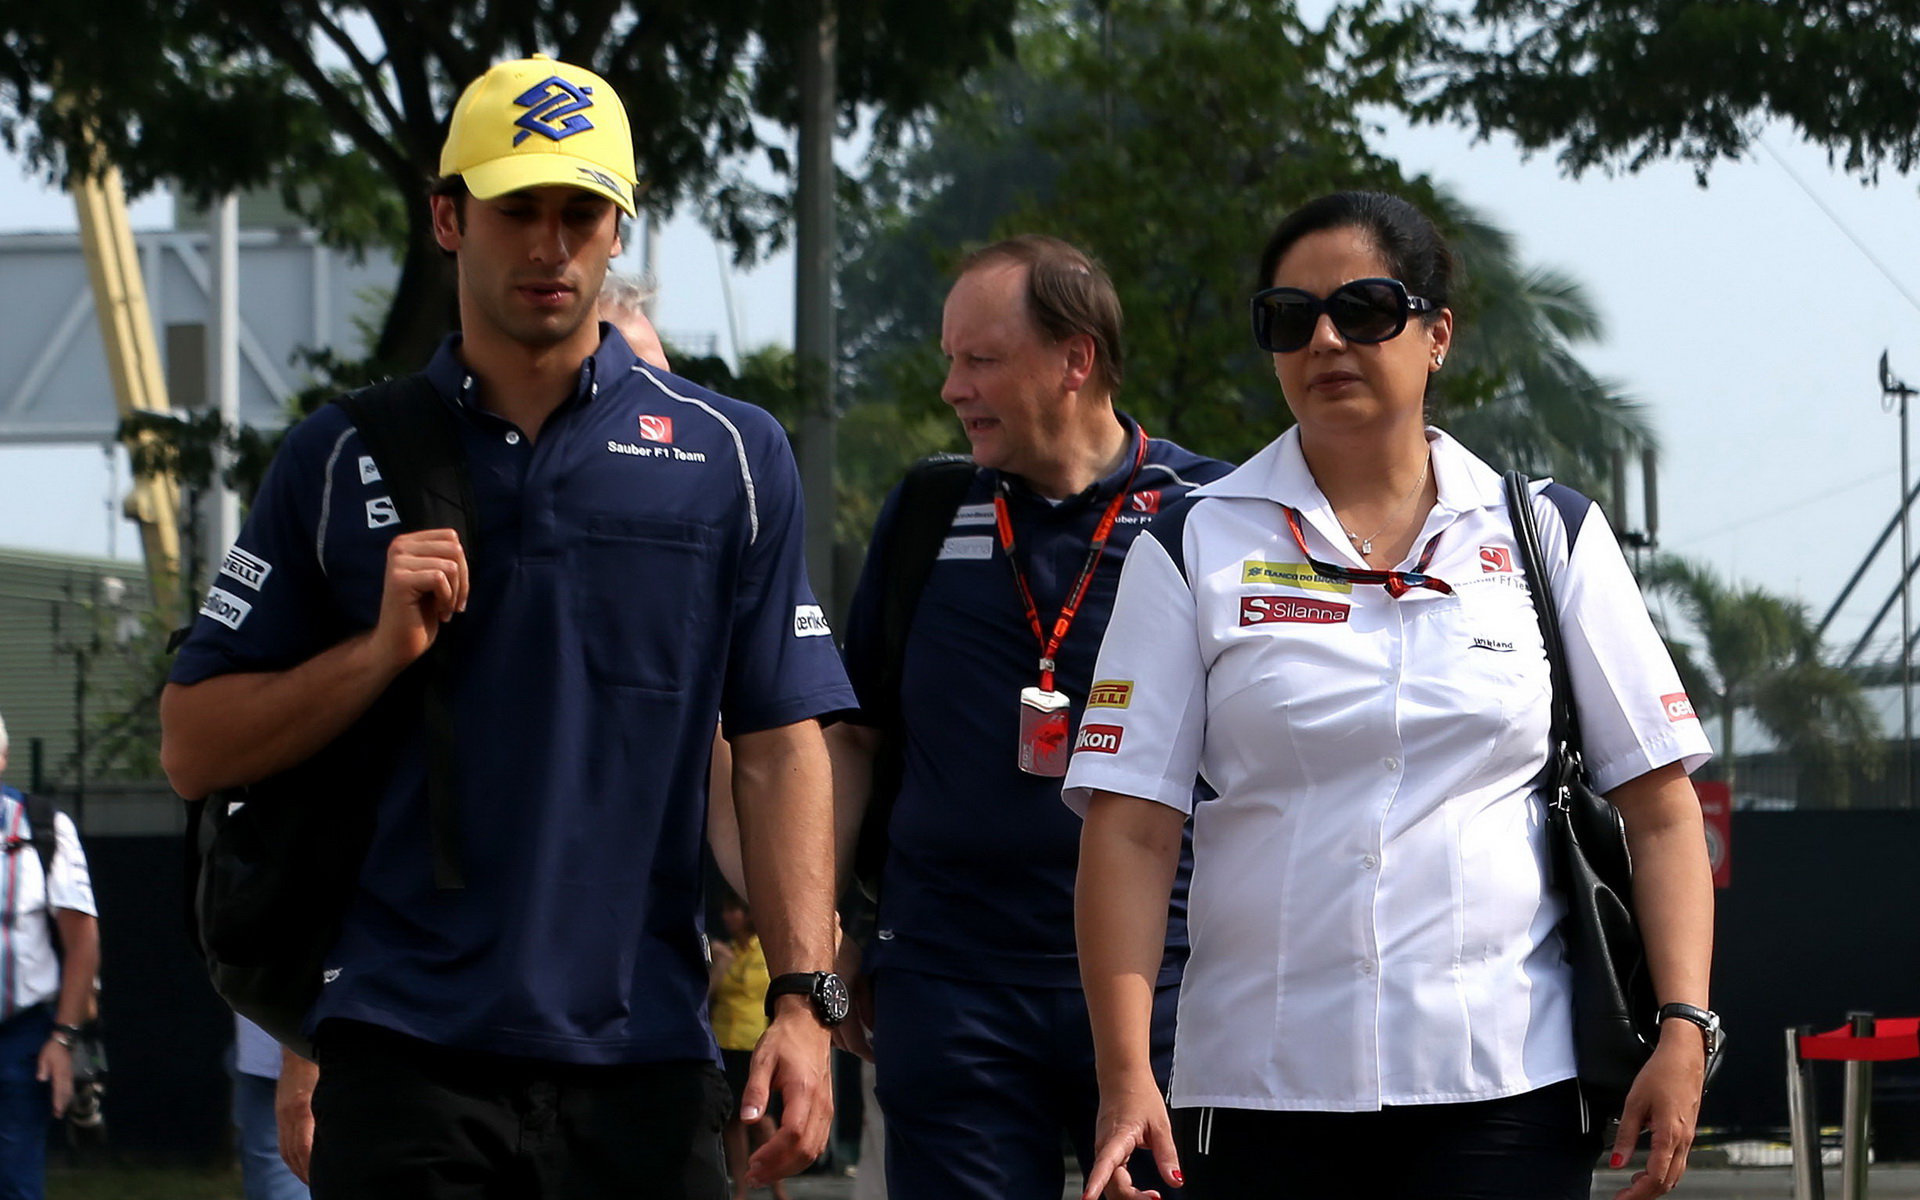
top-left (1662, 692), bottom-right (1697, 722)
top-left (1240, 594), bottom-right (1350, 626)
top-left (200, 586), bottom-right (253, 631)
top-left (1241, 560), bottom-right (1352, 594)
top-left (1087, 681), bottom-right (1133, 709)
top-left (1074, 724), bottom-right (1123, 754)
top-left (220, 546), bottom-right (272, 591)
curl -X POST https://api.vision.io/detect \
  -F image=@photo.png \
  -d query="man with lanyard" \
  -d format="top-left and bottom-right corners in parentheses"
top-left (0, 712), bottom-right (100, 1200)
top-left (160, 55), bottom-right (854, 1199)
top-left (829, 236), bottom-right (1232, 1200)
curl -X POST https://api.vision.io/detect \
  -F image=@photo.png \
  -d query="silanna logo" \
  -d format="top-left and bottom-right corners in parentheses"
top-left (512, 77), bottom-right (597, 145)
top-left (1239, 594), bottom-right (1350, 626)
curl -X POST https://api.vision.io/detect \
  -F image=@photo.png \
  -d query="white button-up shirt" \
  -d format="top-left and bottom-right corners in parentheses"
top-left (1, 788), bottom-right (97, 1018)
top-left (1063, 428), bottom-right (1710, 1112)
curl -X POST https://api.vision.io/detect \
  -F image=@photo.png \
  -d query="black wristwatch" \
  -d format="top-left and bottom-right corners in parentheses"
top-left (1657, 1003), bottom-right (1723, 1059)
top-left (764, 971), bottom-right (850, 1028)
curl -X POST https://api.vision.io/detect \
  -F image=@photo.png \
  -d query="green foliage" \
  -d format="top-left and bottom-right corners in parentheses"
top-left (1417, 0), bottom-right (1920, 182)
top-left (837, 0), bottom-right (1654, 492)
top-left (1646, 554), bottom-right (1883, 805)
top-left (1, 0), bottom-right (1019, 366)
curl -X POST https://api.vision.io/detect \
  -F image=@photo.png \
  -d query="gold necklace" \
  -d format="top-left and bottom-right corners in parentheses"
top-left (1338, 459), bottom-right (1430, 556)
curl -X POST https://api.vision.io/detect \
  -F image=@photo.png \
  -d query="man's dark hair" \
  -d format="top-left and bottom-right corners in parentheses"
top-left (958, 235), bottom-right (1125, 395)
top-left (427, 174), bottom-right (632, 243)
top-left (1255, 191), bottom-right (1454, 313)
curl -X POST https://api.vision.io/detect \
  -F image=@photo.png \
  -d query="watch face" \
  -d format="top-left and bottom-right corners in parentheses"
top-left (813, 973), bottom-right (851, 1026)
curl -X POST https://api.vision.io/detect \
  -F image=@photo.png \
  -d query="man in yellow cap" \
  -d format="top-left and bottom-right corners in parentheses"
top-left (161, 55), bottom-right (852, 1199)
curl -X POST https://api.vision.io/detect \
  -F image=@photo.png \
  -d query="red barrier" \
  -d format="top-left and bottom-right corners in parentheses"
top-left (1798, 1018), bottom-right (1920, 1063)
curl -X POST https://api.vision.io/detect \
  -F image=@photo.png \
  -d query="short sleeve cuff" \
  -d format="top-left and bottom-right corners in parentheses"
top-left (1062, 767), bottom-right (1198, 819)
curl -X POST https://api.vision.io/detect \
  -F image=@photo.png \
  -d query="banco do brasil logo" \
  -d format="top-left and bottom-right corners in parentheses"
top-left (513, 77), bottom-right (596, 145)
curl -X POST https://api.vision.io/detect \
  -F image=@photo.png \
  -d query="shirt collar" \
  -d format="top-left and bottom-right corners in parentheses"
top-left (998, 413), bottom-right (1146, 511)
top-left (1193, 425), bottom-right (1508, 560)
top-left (422, 324), bottom-right (633, 414)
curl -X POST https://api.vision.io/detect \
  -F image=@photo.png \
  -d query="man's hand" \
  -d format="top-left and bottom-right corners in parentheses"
top-left (36, 1039), bottom-right (72, 1116)
top-left (277, 1050), bottom-right (319, 1183)
top-left (371, 529), bottom-right (469, 667)
top-left (740, 1003), bottom-right (835, 1186)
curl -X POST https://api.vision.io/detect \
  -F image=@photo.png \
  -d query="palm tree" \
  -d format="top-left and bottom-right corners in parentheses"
top-left (1644, 555), bottom-right (1883, 806)
top-left (1434, 190), bottom-right (1655, 500)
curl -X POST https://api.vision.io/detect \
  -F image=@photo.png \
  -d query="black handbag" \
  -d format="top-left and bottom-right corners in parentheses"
top-left (1503, 471), bottom-right (1661, 1104)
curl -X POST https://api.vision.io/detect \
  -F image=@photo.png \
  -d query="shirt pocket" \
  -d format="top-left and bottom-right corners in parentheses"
top-left (571, 514), bottom-right (717, 692)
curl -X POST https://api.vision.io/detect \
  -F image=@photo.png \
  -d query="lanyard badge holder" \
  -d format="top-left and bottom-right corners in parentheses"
top-left (999, 430), bottom-right (1150, 778)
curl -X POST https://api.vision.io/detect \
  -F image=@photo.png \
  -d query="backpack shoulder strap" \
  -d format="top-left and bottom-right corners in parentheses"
top-left (21, 792), bottom-right (60, 885)
top-left (334, 375), bottom-right (477, 544)
top-left (875, 454), bottom-right (977, 725)
top-left (854, 454), bottom-right (976, 899)
top-left (333, 375), bottom-right (476, 891)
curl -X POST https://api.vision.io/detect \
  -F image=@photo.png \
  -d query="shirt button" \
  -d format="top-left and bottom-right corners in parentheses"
top-left (1384, 756), bottom-right (1400, 772)
top-left (1359, 959), bottom-right (1376, 976)
top-left (1361, 854), bottom-right (1379, 871)
top-left (505, 430), bottom-right (522, 445)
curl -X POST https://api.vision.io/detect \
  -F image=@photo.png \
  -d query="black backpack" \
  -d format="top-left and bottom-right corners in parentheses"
top-left (182, 375), bottom-right (475, 1054)
top-left (851, 454), bottom-right (976, 899)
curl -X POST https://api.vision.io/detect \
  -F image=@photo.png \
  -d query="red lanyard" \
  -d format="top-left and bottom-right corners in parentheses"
top-left (1283, 506), bottom-right (1453, 597)
top-left (993, 430), bottom-right (1150, 693)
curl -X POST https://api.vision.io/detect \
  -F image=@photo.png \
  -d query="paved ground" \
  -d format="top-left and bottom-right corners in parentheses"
top-left (776, 1163), bottom-right (1920, 1199)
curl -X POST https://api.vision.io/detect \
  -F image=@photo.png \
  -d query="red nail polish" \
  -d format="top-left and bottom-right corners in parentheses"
top-left (1170, 1169), bottom-right (1185, 1186)
top-left (1610, 1153), bottom-right (1625, 1168)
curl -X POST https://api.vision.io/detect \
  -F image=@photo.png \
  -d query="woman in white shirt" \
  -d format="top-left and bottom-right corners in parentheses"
top-left (1065, 192), bottom-right (1716, 1200)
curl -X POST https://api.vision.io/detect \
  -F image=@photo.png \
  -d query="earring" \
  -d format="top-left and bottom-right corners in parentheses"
top-left (1431, 355), bottom-right (1444, 369)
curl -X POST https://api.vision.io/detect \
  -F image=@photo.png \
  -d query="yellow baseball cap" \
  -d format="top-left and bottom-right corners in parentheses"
top-left (440, 54), bottom-right (637, 216)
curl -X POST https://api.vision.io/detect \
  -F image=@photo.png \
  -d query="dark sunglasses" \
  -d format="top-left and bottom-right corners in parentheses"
top-left (1250, 277), bottom-right (1436, 354)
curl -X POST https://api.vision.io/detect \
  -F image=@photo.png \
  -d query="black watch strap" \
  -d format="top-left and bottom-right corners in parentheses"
top-left (1657, 1003), bottom-right (1721, 1055)
top-left (763, 971), bottom-right (850, 1027)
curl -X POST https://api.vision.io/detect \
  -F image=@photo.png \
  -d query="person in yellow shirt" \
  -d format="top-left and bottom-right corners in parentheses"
top-left (710, 893), bottom-right (790, 1200)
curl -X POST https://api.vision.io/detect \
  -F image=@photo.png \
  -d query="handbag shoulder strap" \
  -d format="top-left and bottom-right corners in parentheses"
top-left (1502, 470), bottom-right (1587, 759)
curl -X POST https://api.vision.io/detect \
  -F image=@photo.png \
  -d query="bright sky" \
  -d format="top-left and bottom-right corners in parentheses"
top-left (2, 113), bottom-right (1917, 667)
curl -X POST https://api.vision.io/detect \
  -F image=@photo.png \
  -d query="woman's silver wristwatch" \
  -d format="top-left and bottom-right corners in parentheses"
top-left (1657, 1003), bottom-right (1723, 1058)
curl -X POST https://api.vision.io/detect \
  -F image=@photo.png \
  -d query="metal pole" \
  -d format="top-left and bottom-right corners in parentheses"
top-left (793, 0), bottom-right (839, 616)
top-left (1901, 393), bottom-right (1913, 808)
top-left (1842, 1012), bottom-right (1875, 1200)
top-left (205, 194), bottom-right (242, 580)
top-left (1790, 1025), bottom-right (1827, 1200)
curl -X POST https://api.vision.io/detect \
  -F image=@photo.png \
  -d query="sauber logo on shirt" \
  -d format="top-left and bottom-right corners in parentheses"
top-left (638, 414), bottom-right (674, 444)
top-left (1087, 681), bottom-right (1133, 709)
top-left (1241, 561), bottom-right (1352, 594)
top-left (1129, 490), bottom-right (1160, 515)
top-left (1075, 724), bottom-right (1123, 754)
top-left (220, 546), bottom-right (272, 591)
top-left (1480, 546), bottom-right (1514, 573)
top-left (1240, 594), bottom-right (1351, 626)
top-left (365, 497), bottom-right (400, 528)
top-left (200, 586), bottom-right (253, 631)
top-left (1662, 692), bottom-right (1698, 722)
top-left (793, 605), bottom-right (833, 638)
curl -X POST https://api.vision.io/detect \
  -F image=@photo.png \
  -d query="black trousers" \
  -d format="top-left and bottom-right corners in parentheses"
top-left (1171, 1080), bottom-right (1600, 1200)
top-left (310, 1020), bottom-right (730, 1200)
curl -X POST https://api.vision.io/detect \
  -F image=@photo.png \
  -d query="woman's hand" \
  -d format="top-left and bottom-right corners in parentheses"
top-left (1609, 1025), bottom-right (1707, 1200)
top-left (1081, 1075), bottom-right (1182, 1200)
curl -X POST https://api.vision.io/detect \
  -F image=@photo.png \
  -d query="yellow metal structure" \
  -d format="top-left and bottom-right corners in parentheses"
top-left (71, 164), bottom-right (184, 624)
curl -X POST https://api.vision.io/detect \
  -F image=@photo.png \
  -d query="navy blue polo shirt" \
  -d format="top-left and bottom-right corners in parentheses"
top-left (170, 328), bottom-right (856, 1065)
top-left (841, 419), bottom-right (1232, 987)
